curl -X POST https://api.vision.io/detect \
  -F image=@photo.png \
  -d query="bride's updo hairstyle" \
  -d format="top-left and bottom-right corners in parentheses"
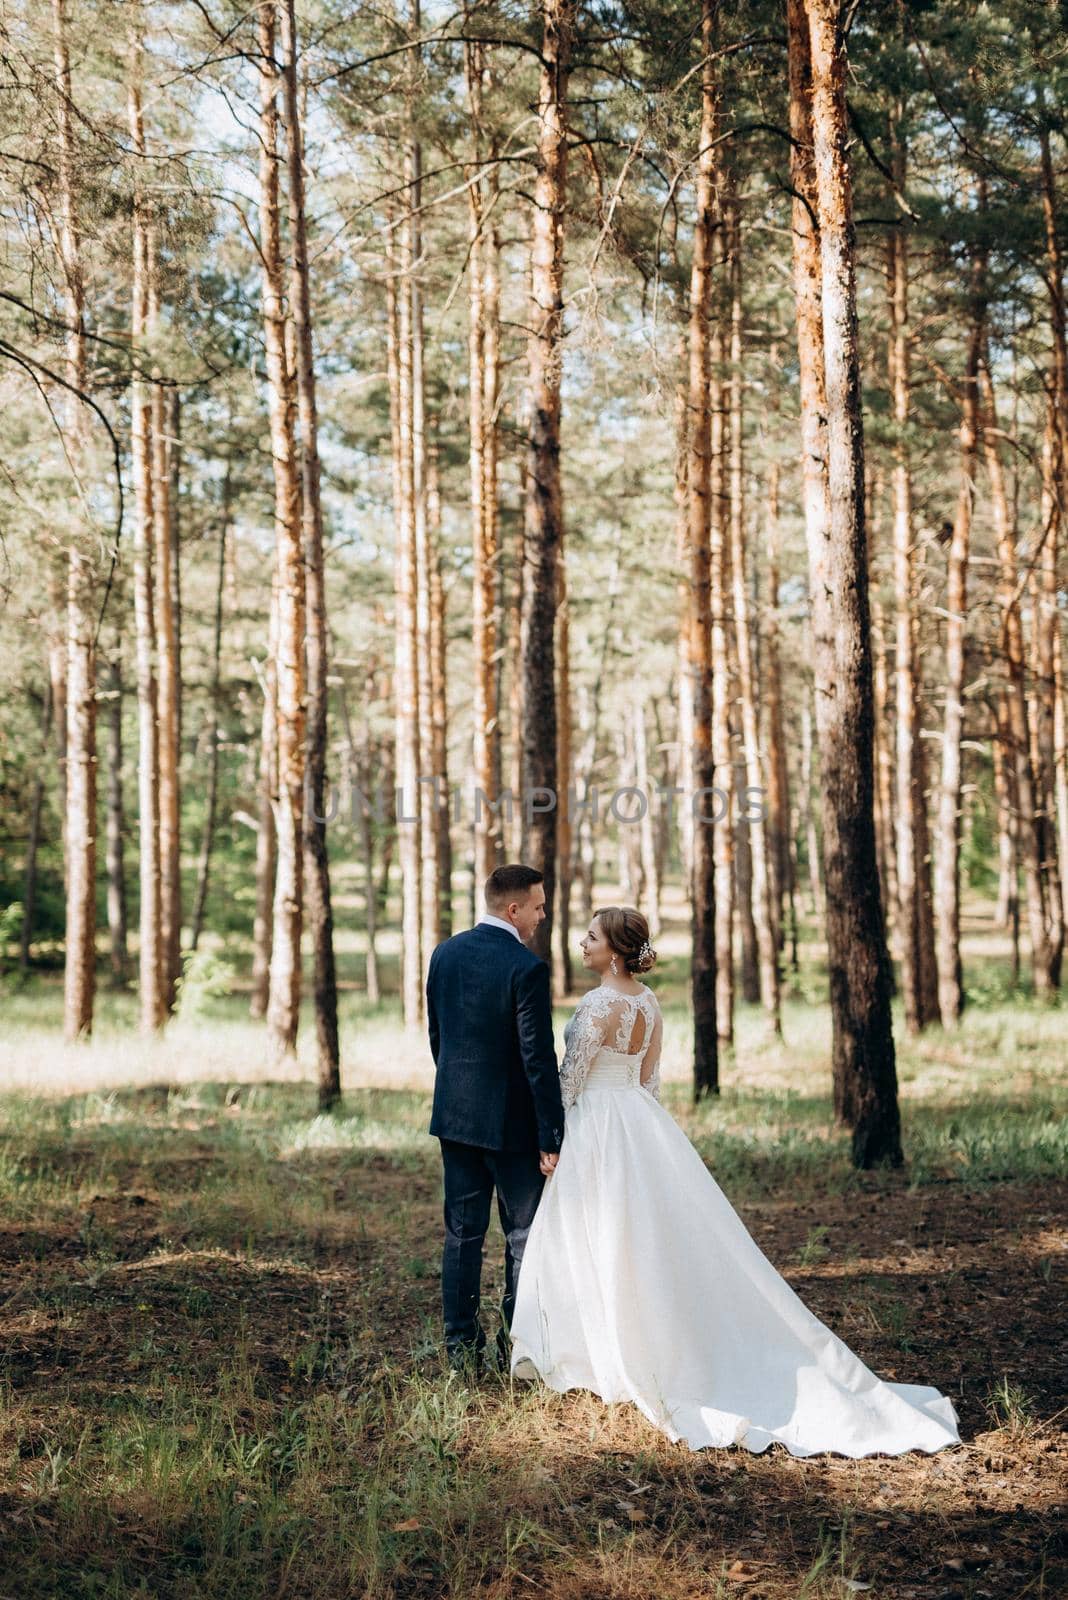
top-left (595, 906), bottom-right (657, 975)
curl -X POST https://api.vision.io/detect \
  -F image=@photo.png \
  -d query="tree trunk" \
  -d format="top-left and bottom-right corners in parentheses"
top-left (710, 217), bottom-right (734, 1049)
top-left (1053, 585), bottom-right (1068, 951)
top-left (406, 114), bottom-right (442, 971)
top-left (521, 0), bottom-right (575, 969)
top-left (250, 572), bottom-right (279, 1018)
top-left (128, 49), bottom-right (163, 1033)
top-left (887, 178), bottom-right (937, 1033)
top-left (190, 466), bottom-right (229, 954)
top-left (167, 390), bottom-right (182, 753)
top-left (105, 651), bottom-right (129, 985)
top-left (506, 465), bottom-right (526, 861)
top-left (1038, 125), bottom-right (1067, 980)
top-left (47, 567), bottom-right (68, 855)
top-left (1034, 416), bottom-right (1063, 983)
top-left (64, 548), bottom-right (97, 1040)
top-left (20, 685), bottom-right (53, 974)
top-left (555, 557), bottom-right (574, 992)
top-left (727, 195), bottom-right (780, 1034)
top-left (791, 0), bottom-right (901, 1166)
top-left (633, 698), bottom-right (661, 937)
top-left (426, 430), bottom-right (453, 937)
top-left (280, 0), bottom-right (340, 1103)
top-left (870, 587), bottom-right (897, 931)
top-left (733, 759), bottom-right (759, 1003)
top-left (763, 449), bottom-right (786, 955)
top-left (54, 0), bottom-right (96, 1041)
top-left (466, 44), bottom-right (505, 885)
top-left (685, 0), bottom-right (720, 1097)
top-left (148, 233), bottom-right (181, 1015)
top-left (259, 3), bottom-right (305, 1055)
top-left (674, 358), bottom-right (695, 891)
top-left (390, 171), bottom-right (424, 1025)
top-left (980, 355), bottom-right (1056, 998)
top-left (339, 676), bottom-right (381, 1005)
top-left (936, 226), bottom-right (985, 1024)
top-left (993, 687), bottom-right (1021, 982)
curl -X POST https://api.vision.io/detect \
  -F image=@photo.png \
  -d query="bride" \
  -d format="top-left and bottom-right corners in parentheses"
top-left (508, 906), bottom-right (961, 1458)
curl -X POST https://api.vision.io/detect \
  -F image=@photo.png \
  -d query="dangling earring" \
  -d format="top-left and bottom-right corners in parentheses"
top-left (610, 954), bottom-right (619, 976)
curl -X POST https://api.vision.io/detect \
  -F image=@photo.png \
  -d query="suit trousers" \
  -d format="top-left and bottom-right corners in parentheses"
top-left (438, 1137), bottom-right (545, 1359)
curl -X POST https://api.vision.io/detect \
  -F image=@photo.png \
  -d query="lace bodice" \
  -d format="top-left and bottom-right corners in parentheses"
top-left (559, 984), bottom-right (663, 1109)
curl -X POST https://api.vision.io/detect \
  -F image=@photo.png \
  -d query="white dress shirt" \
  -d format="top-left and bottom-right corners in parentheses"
top-left (477, 912), bottom-right (522, 943)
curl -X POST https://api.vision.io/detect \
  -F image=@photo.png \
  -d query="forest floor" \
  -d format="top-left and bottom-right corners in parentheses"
top-left (0, 927), bottom-right (1066, 1598)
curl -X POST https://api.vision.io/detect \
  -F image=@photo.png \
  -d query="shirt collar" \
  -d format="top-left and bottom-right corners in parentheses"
top-left (477, 913), bottom-right (523, 943)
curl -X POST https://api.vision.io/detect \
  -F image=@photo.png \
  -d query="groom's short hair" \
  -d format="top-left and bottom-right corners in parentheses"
top-left (485, 863), bottom-right (543, 909)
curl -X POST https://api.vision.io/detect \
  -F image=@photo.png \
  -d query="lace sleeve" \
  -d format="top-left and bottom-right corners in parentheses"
top-left (559, 997), bottom-right (610, 1110)
top-left (639, 995), bottom-right (663, 1103)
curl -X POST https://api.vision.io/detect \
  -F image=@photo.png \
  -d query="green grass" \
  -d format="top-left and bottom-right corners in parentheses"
top-left (0, 915), bottom-right (1065, 1599)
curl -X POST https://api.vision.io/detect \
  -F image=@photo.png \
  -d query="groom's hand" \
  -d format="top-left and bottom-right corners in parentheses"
top-left (539, 1150), bottom-right (559, 1177)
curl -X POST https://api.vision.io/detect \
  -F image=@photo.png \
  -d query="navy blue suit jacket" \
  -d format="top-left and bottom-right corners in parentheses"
top-left (427, 924), bottom-right (565, 1154)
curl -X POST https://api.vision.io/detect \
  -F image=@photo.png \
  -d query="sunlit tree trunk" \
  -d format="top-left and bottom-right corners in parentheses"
top-left (993, 686), bottom-right (1021, 980)
top-left (633, 698), bottom-right (661, 937)
top-left (734, 763), bottom-right (758, 1002)
top-left (426, 432), bottom-right (453, 936)
top-left (148, 231), bottom-right (181, 1014)
top-left (390, 170), bottom-right (424, 1024)
top-left (191, 463), bottom-right (229, 954)
top-left (870, 586), bottom-right (897, 931)
top-left (763, 449), bottom-right (786, 955)
top-left (727, 195), bottom-right (780, 1035)
top-left (506, 476), bottom-right (526, 862)
top-left (281, 0), bottom-right (340, 1102)
top-left (522, 0), bottom-right (575, 968)
top-left (167, 391), bottom-right (182, 751)
top-left (790, 0), bottom-right (901, 1165)
top-left (685, 0), bottom-right (720, 1096)
top-left (1038, 125), bottom-right (1066, 980)
top-left (484, 195), bottom-right (505, 844)
top-left (887, 154), bottom-right (937, 1033)
top-left (408, 137), bottom-right (443, 969)
top-left (936, 227), bottom-right (985, 1025)
top-left (259, 3), bottom-right (305, 1055)
top-left (1053, 599), bottom-right (1068, 948)
top-left (466, 43), bottom-right (504, 885)
top-left (47, 568), bottom-right (68, 858)
top-left (105, 649), bottom-right (129, 985)
top-left (1032, 408), bottom-right (1063, 983)
top-left (710, 219), bottom-right (734, 1049)
top-left (674, 358), bottom-right (695, 889)
top-left (128, 45), bottom-right (162, 1033)
top-left (555, 557), bottom-right (574, 992)
top-left (250, 572), bottom-right (279, 1019)
top-left (54, 0), bottom-right (96, 1041)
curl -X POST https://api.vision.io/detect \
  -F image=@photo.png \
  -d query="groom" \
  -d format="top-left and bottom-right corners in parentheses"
top-left (427, 863), bottom-right (565, 1374)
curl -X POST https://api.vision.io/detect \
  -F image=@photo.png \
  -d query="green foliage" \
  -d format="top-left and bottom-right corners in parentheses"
top-left (175, 949), bottom-right (237, 1019)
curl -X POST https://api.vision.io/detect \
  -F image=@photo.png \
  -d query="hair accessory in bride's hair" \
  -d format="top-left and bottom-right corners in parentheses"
top-left (636, 939), bottom-right (656, 972)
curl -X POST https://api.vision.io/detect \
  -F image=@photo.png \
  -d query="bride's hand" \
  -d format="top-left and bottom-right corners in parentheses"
top-left (539, 1150), bottom-right (559, 1177)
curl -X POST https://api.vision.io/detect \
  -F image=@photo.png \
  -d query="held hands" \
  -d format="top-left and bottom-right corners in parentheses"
top-left (539, 1150), bottom-right (559, 1178)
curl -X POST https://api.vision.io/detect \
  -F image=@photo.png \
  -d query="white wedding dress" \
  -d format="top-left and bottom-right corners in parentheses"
top-left (508, 983), bottom-right (961, 1458)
